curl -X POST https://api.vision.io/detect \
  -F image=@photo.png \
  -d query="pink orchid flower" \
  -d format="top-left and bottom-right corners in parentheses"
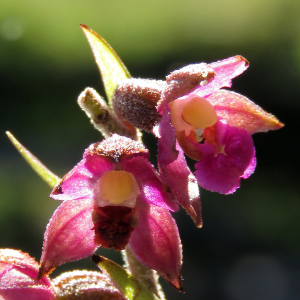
top-left (38, 134), bottom-right (183, 291)
top-left (157, 56), bottom-right (283, 195)
top-left (0, 249), bottom-right (55, 300)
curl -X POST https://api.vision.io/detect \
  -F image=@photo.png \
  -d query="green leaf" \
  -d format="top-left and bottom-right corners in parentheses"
top-left (81, 24), bottom-right (131, 105)
top-left (92, 255), bottom-right (160, 300)
top-left (6, 131), bottom-right (61, 188)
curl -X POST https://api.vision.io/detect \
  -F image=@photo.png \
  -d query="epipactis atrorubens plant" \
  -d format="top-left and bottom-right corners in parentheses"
top-left (3, 24), bottom-right (283, 300)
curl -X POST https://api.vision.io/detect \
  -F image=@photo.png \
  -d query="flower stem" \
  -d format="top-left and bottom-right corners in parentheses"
top-left (122, 247), bottom-right (166, 300)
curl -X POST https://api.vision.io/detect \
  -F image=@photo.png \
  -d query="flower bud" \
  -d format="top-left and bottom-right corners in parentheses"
top-left (112, 78), bottom-right (166, 131)
top-left (52, 270), bottom-right (125, 300)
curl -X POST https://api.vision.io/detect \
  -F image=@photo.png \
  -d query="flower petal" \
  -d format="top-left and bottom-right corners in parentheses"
top-left (206, 90), bottom-right (284, 134)
top-left (157, 108), bottom-right (202, 227)
top-left (38, 199), bottom-right (98, 278)
top-left (194, 55), bottom-right (249, 98)
top-left (194, 120), bottom-right (256, 194)
top-left (129, 202), bottom-right (183, 291)
top-left (0, 249), bottom-right (54, 300)
top-left (123, 156), bottom-right (179, 212)
top-left (51, 155), bottom-right (113, 201)
top-left (0, 286), bottom-right (55, 300)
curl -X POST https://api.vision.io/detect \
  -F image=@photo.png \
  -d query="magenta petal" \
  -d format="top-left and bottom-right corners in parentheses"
top-left (157, 108), bottom-right (202, 227)
top-left (39, 199), bottom-right (98, 278)
top-left (123, 156), bottom-right (179, 212)
top-left (0, 249), bottom-right (55, 300)
top-left (129, 201), bottom-right (183, 291)
top-left (194, 55), bottom-right (249, 98)
top-left (0, 286), bottom-right (55, 300)
top-left (206, 90), bottom-right (284, 134)
top-left (195, 120), bottom-right (256, 194)
top-left (51, 155), bottom-right (113, 201)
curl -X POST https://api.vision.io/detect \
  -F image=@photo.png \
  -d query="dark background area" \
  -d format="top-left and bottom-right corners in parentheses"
top-left (1, 1), bottom-right (299, 299)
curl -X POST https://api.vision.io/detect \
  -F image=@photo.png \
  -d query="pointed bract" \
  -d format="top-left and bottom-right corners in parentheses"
top-left (92, 255), bottom-right (160, 300)
top-left (6, 131), bottom-right (60, 188)
top-left (80, 25), bottom-right (130, 105)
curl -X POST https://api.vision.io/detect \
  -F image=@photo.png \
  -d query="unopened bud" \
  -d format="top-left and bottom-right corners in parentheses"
top-left (78, 87), bottom-right (138, 140)
top-left (52, 270), bottom-right (125, 300)
top-left (113, 78), bottom-right (166, 131)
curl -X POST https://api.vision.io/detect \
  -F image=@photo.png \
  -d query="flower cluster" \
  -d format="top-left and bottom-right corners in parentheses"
top-left (4, 25), bottom-right (283, 299)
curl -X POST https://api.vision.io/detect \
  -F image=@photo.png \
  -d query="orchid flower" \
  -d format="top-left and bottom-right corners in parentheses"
top-left (157, 56), bottom-right (283, 194)
top-left (38, 134), bottom-right (183, 291)
top-left (113, 56), bottom-right (283, 196)
top-left (0, 249), bottom-right (55, 300)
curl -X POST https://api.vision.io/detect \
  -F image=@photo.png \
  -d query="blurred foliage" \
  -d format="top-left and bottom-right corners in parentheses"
top-left (1, 0), bottom-right (300, 299)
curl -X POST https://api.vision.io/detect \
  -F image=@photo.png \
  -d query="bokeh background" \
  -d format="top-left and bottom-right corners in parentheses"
top-left (1, 1), bottom-right (299, 299)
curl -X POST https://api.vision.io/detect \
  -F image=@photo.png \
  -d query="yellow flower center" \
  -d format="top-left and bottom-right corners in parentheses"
top-left (99, 170), bottom-right (135, 204)
top-left (181, 97), bottom-right (217, 129)
top-left (169, 96), bottom-right (217, 137)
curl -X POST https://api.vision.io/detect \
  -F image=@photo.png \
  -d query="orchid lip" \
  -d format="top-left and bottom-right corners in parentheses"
top-left (170, 96), bottom-right (217, 137)
top-left (93, 170), bottom-right (140, 208)
top-left (181, 96), bottom-right (217, 129)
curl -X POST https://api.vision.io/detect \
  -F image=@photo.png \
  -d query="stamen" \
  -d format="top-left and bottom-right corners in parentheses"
top-left (99, 171), bottom-right (134, 204)
top-left (182, 97), bottom-right (217, 129)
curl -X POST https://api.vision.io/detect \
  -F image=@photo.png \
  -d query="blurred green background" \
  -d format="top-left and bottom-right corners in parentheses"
top-left (1, 0), bottom-right (299, 299)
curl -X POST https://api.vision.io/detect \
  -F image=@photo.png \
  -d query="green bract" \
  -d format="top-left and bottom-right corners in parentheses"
top-left (6, 131), bottom-right (60, 188)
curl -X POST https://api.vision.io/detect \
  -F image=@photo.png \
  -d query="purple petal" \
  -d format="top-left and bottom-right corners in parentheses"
top-left (129, 201), bottom-right (183, 291)
top-left (39, 199), bottom-right (98, 278)
top-left (123, 156), bottom-right (179, 212)
top-left (157, 108), bottom-right (202, 227)
top-left (193, 55), bottom-right (249, 98)
top-left (51, 155), bottom-right (113, 201)
top-left (195, 120), bottom-right (256, 194)
top-left (206, 90), bottom-right (284, 134)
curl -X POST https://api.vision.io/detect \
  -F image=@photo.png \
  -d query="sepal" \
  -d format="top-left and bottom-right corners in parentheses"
top-left (206, 90), bottom-right (284, 134)
top-left (38, 199), bottom-right (97, 278)
top-left (129, 202), bottom-right (183, 292)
